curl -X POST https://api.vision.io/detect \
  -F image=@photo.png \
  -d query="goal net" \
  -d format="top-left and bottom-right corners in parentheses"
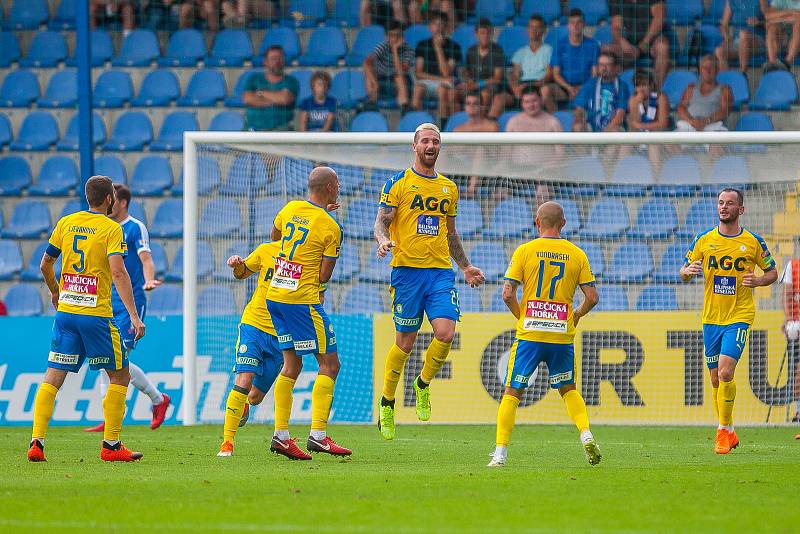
top-left (180, 131), bottom-right (800, 426)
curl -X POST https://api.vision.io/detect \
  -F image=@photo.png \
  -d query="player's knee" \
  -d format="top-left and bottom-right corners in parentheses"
top-left (281, 360), bottom-right (302, 379)
top-left (718, 366), bottom-right (735, 382)
top-left (319, 355), bottom-right (341, 377)
top-left (434, 328), bottom-right (455, 344)
top-left (248, 389), bottom-right (265, 405)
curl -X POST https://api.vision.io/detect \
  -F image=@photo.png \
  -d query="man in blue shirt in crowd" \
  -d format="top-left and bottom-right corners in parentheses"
top-left (573, 51), bottom-right (629, 132)
top-left (545, 9), bottom-right (600, 108)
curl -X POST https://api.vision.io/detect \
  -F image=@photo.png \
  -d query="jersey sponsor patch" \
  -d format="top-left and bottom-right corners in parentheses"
top-left (294, 339), bottom-right (317, 351)
top-left (522, 299), bottom-right (568, 333)
top-left (236, 356), bottom-right (259, 366)
top-left (416, 214), bottom-right (440, 236)
top-left (271, 257), bottom-right (303, 291)
top-left (48, 351), bottom-right (79, 365)
top-left (713, 275), bottom-right (736, 295)
top-left (549, 370), bottom-right (573, 385)
top-left (59, 273), bottom-right (98, 307)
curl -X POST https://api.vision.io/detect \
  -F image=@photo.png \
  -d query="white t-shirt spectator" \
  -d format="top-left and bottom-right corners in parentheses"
top-left (511, 43), bottom-right (553, 83)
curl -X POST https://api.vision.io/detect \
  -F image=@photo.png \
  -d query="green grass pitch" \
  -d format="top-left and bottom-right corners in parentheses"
top-left (2, 425), bottom-right (798, 532)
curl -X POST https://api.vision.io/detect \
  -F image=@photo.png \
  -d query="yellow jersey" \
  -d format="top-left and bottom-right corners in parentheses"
top-left (504, 237), bottom-right (595, 344)
top-left (685, 226), bottom-right (776, 326)
top-left (379, 167), bottom-right (458, 269)
top-left (266, 200), bottom-right (342, 305)
top-left (46, 210), bottom-right (127, 318)
top-left (240, 241), bottom-right (280, 335)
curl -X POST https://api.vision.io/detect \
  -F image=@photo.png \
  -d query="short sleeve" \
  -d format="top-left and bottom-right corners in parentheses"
top-left (380, 172), bottom-right (403, 208)
top-left (107, 223), bottom-right (127, 257)
top-left (505, 246), bottom-right (525, 283)
top-left (549, 42), bottom-right (562, 67)
top-left (540, 43), bottom-right (553, 65)
top-left (492, 46), bottom-right (505, 68)
top-left (46, 219), bottom-right (62, 257)
top-left (574, 81), bottom-right (592, 109)
top-left (511, 47), bottom-right (524, 65)
top-left (244, 72), bottom-right (259, 92)
top-left (755, 235), bottom-right (776, 271)
top-left (299, 97), bottom-right (312, 111)
top-left (243, 245), bottom-right (263, 273)
top-left (134, 221), bottom-right (151, 254)
top-left (285, 76), bottom-right (299, 96)
top-left (273, 205), bottom-right (286, 233)
top-left (578, 250), bottom-right (596, 286)
top-left (447, 183), bottom-right (458, 217)
top-left (324, 220), bottom-right (342, 259)
top-left (685, 233), bottom-right (704, 264)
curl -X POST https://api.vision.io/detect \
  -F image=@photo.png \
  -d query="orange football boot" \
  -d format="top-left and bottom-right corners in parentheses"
top-left (714, 429), bottom-right (731, 454)
top-left (27, 439), bottom-right (46, 462)
top-left (217, 441), bottom-right (234, 457)
top-left (100, 442), bottom-right (143, 462)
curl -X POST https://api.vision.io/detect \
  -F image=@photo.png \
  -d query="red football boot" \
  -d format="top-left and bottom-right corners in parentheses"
top-left (728, 430), bottom-right (740, 450)
top-left (306, 435), bottom-right (352, 457)
top-left (27, 439), bottom-right (46, 462)
top-left (84, 422), bottom-right (105, 433)
top-left (150, 393), bottom-right (171, 430)
top-left (270, 436), bottom-right (312, 460)
top-left (100, 442), bottom-right (143, 462)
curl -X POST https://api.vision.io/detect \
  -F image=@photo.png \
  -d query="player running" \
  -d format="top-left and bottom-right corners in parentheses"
top-left (487, 201), bottom-right (601, 467)
top-left (84, 184), bottom-right (170, 433)
top-left (28, 175), bottom-right (145, 462)
top-left (266, 166), bottom-right (351, 460)
top-left (681, 188), bottom-right (777, 454)
top-left (374, 123), bottom-right (485, 440)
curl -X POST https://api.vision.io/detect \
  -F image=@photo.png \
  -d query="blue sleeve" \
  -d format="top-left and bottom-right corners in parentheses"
top-left (286, 75), bottom-right (299, 96)
top-left (299, 97), bottom-right (311, 111)
top-left (550, 43), bottom-right (561, 68)
top-left (575, 81), bottom-right (592, 108)
top-left (619, 82), bottom-right (631, 111)
top-left (327, 96), bottom-right (338, 112)
top-left (590, 39), bottom-right (600, 63)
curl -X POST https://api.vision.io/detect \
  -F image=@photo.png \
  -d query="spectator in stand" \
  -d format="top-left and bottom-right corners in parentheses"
top-left (243, 46), bottom-right (299, 131)
top-left (573, 52), bottom-right (629, 133)
top-left (779, 249), bottom-right (800, 426)
top-left (715, 0), bottom-right (768, 73)
top-left (505, 86), bottom-right (563, 133)
top-left (453, 91), bottom-right (500, 198)
top-left (627, 69), bottom-right (670, 169)
top-left (413, 10), bottom-right (462, 119)
top-left (510, 15), bottom-right (555, 111)
top-left (764, 0), bottom-right (800, 70)
top-left (298, 71), bottom-right (338, 132)
top-left (605, 1), bottom-right (672, 88)
top-left (675, 55), bottom-right (732, 132)
top-left (90, 0), bottom-right (136, 34)
top-left (221, 0), bottom-right (278, 27)
top-left (547, 9), bottom-right (600, 109)
top-left (364, 20), bottom-right (415, 111)
top-left (460, 18), bottom-right (507, 119)
top-left (360, 0), bottom-right (457, 31)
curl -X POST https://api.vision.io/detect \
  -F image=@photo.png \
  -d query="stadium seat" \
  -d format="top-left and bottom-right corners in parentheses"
top-left (607, 155), bottom-right (652, 197)
top-left (198, 285), bottom-right (237, 316)
top-left (21, 241), bottom-right (60, 281)
top-left (224, 69), bottom-right (260, 107)
top-left (451, 24), bottom-right (478, 62)
top-left (151, 111), bottom-right (198, 152)
top-left (211, 241), bottom-right (245, 281)
top-left (20, 31), bottom-right (67, 67)
top-left (58, 112), bottom-right (106, 150)
top-left (717, 70), bottom-right (749, 109)
top-left (150, 199), bottom-right (183, 238)
top-left (292, 69), bottom-right (314, 103)
top-left (158, 28), bottom-right (206, 67)
top-left (4, 0), bottom-right (48, 30)
top-left (465, 242), bottom-right (507, 281)
top-left (341, 283), bottom-right (386, 313)
top-left (59, 199), bottom-right (81, 218)
top-left (662, 69), bottom-right (698, 109)
top-left (330, 70), bottom-right (367, 109)
top-left (485, 199), bottom-right (532, 239)
top-left (455, 199), bottom-right (483, 238)
top-left (199, 199), bottom-right (241, 238)
top-left (652, 242), bottom-right (687, 283)
top-left (473, 0), bottom-right (515, 25)
top-left (578, 199), bottom-right (629, 239)
top-left (404, 24), bottom-right (432, 49)
top-left (66, 30), bottom-right (114, 67)
top-left (576, 241), bottom-right (606, 278)
top-left (679, 199), bottom-right (717, 238)
top-left (653, 154), bottom-right (700, 197)
top-left (128, 201), bottom-right (146, 225)
top-left (93, 70), bottom-right (134, 108)
top-left (94, 154), bottom-right (127, 183)
top-left (38, 69), bottom-right (77, 108)
top-left (497, 26), bottom-right (528, 65)
top-left (206, 29), bottom-right (253, 67)
top-left (112, 29), bottom-right (160, 67)
top-left (29, 156), bottom-right (79, 196)
top-left (346, 25), bottom-right (385, 66)
top-left (173, 156), bottom-right (222, 196)
top-left (593, 25), bottom-right (613, 45)
top-left (350, 111), bottom-right (389, 132)
top-left (628, 199), bottom-right (678, 239)
top-left (702, 155), bottom-right (751, 196)
top-left (298, 27), bottom-right (347, 66)
top-left (254, 28), bottom-right (301, 64)
top-left (129, 156), bottom-right (174, 196)
top-left (595, 285), bottom-right (629, 311)
top-left (329, 164), bottom-right (366, 195)
top-left (149, 242), bottom-right (168, 277)
top-left (4, 284), bottom-right (43, 316)
top-left (131, 69), bottom-right (181, 106)
top-left (344, 198), bottom-right (376, 240)
top-left (704, 0), bottom-right (727, 24)
top-left (498, 111), bottom-right (519, 132)
top-left (253, 197), bottom-right (283, 238)
top-left (49, 0), bottom-right (76, 30)
top-left (329, 0), bottom-right (361, 27)
top-left (1, 200), bottom-right (50, 239)
top-left (666, 0), bottom-right (704, 24)
top-left (0, 239), bottom-right (23, 280)
top-left (0, 156), bottom-right (31, 195)
top-left (103, 111), bottom-right (153, 151)
top-left (208, 111), bottom-right (245, 132)
top-left (567, 0), bottom-right (609, 25)
top-left (559, 155), bottom-right (602, 197)
top-left (559, 198), bottom-right (582, 237)
top-left (516, 0), bottom-right (562, 25)
top-left (444, 112), bottom-right (468, 132)
top-left (0, 69), bottom-right (40, 107)
top-left (331, 242), bottom-right (360, 282)
top-left (0, 32), bottom-right (21, 66)
top-left (10, 112), bottom-right (59, 151)
top-left (456, 284), bottom-right (483, 312)
top-left (165, 241), bottom-right (214, 282)
top-left (489, 283), bottom-right (522, 312)
top-left (177, 69), bottom-right (226, 106)
top-left (605, 243), bottom-right (654, 283)
top-left (221, 153), bottom-right (270, 195)
top-left (553, 110), bottom-right (574, 132)
top-left (636, 285), bottom-right (678, 311)
top-left (750, 70), bottom-right (799, 111)
top-left (282, 0), bottom-right (327, 28)
top-left (397, 111), bottom-right (435, 132)
top-left (365, 168), bottom-right (400, 195)
top-left (0, 113), bottom-right (11, 148)
top-left (735, 112), bottom-right (773, 132)
top-left (148, 284), bottom-right (183, 316)
top-left (359, 254), bottom-right (392, 283)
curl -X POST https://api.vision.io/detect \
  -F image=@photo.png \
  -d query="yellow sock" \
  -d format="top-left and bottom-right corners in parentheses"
top-left (711, 386), bottom-right (719, 418)
top-left (311, 375), bottom-right (335, 432)
top-left (31, 382), bottom-right (58, 440)
top-left (563, 389), bottom-right (590, 432)
top-left (718, 379), bottom-right (736, 427)
top-left (274, 374), bottom-right (295, 432)
top-left (495, 394), bottom-right (520, 446)
top-left (103, 384), bottom-right (128, 442)
top-left (223, 389), bottom-right (248, 442)
top-left (382, 344), bottom-right (411, 400)
top-left (420, 338), bottom-right (451, 384)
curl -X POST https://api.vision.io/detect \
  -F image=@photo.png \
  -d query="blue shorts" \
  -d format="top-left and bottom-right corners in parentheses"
top-left (113, 301), bottom-right (146, 351)
top-left (266, 300), bottom-right (337, 356)
top-left (505, 339), bottom-right (575, 390)
top-left (390, 267), bottom-right (460, 332)
top-left (703, 322), bottom-right (750, 368)
top-left (233, 323), bottom-right (282, 393)
top-left (48, 312), bottom-right (127, 373)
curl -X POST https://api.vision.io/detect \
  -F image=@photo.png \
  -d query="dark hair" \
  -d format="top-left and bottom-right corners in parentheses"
top-left (266, 44), bottom-right (284, 55)
top-left (720, 187), bottom-right (744, 205)
top-left (599, 50), bottom-right (618, 65)
top-left (529, 14), bottom-right (545, 25)
top-left (568, 8), bottom-right (584, 20)
top-left (464, 91), bottom-right (482, 102)
top-left (633, 68), bottom-right (655, 88)
top-left (476, 17), bottom-right (492, 32)
top-left (387, 19), bottom-right (403, 32)
top-left (310, 70), bottom-right (332, 91)
top-left (427, 9), bottom-right (446, 23)
top-left (113, 183), bottom-right (131, 207)
top-left (520, 84), bottom-right (542, 97)
top-left (85, 175), bottom-right (115, 208)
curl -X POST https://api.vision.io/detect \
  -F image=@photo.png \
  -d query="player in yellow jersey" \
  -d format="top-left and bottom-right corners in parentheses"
top-left (487, 201), bottom-right (601, 467)
top-left (681, 188), bottom-right (777, 454)
top-left (266, 166), bottom-right (352, 459)
top-left (374, 123), bottom-right (485, 440)
top-left (27, 176), bottom-right (145, 463)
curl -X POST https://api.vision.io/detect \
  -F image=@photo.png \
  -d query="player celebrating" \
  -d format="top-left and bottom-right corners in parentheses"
top-left (681, 188), bottom-right (777, 454)
top-left (266, 166), bottom-right (351, 460)
top-left (374, 123), bottom-right (485, 440)
top-left (28, 176), bottom-right (145, 462)
top-left (84, 184), bottom-right (170, 433)
top-left (487, 201), bottom-right (601, 467)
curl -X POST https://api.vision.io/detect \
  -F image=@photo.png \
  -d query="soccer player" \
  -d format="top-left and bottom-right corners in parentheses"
top-left (681, 188), bottom-right (778, 454)
top-left (374, 123), bottom-right (485, 440)
top-left (84, 184), bottom-right (170, 433)
top-left (28, 176), bottom-right (145, 462)
top-left (487, 201), bottom-right (601, 467)
top-left (266, 166), bottom-right (351, 459)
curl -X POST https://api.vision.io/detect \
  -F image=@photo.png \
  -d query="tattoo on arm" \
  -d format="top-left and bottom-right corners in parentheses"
top-left (448, 231), bottom-right (470, 269)
top-left (374, 207), bottom-right (395, 243)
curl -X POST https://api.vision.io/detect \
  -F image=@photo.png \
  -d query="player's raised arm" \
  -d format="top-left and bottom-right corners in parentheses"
top-left (446, 216), bottom-right (484, 287)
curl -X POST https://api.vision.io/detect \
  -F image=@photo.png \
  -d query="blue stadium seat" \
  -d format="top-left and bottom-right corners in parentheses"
top-left (497, 26), bottom-right (528, 65)
top-left (331, 242), bottom-right (360, 282)
top-left (465, 242), bottom-right (507, 281)
top-left (254, 28), bottom-right (301, 64)
top-left (559, 155), bottom-right (602, 197)
top-left (489, 283), bottom-right (522, 312)
top-left (567, 0), bottom-right (609, 25)
top-left (253, 197), bottom-right (283, 238)
top-left (0, 113), bottom-right (11, 147)
top-left (165, 241), bottom-right (214, 282)
top-left (277, 156), bottom-right (316, 195)
top-left (151, 111), bottom-right (198, 152)
top-left (701, 155), bottom-right (751, 196)
top-left (404, 24), bottom-right (432, 49)
top-left (1, 200), bottom-right (50, 239)
top-left (38, 69), bottom-right (77, 108)
top-left (666, 0), bottom-right (704, 24)
top-left (150, 199), bottom-right (183, 238)
top-left (346, 25), bottom-right (385, 66)
top-left (4, 0), bottom-right (48, 30)
top-left (59, 199), bottom-right (81, 218)
top-left (198, 285), bottom-right (237, 316)
top-left (49, 0), bottom-right (76, 30)
top-left (292, 69), bottom-right (314, 102)
top-left (4, 284), bottom-right (43, 316)
top-left (172, 156), bottom-right (221, 196)
top-left (359, 254), bottom-right (392, 284)
top-left (224, 70), bottom-right (259, 107)
top-left (149, 242), bottom-right (168, 277)
top-left (653, 154), bottom-right (700, 197)
top-left (717, 70), bottom-right (749, 109)
top-left (350, 111), bottom-right (388, 132)
top-left (605, 243), bottom-right (654, 283)
top-left (593, 25), bottom-right (613, 45)
top-left (103, 111), bottom-right (153, 151)
top-left (628, 199), bottom-right (678, 239)
top-left (177, 69), bottom-right (226, 106)
top-left (112, 29), bottom-right (160, 67)
top-left (704, 0), bottom-right (727, 24)
top-left (129, 200), bottom-right (147, 228)
top-left (298, 27), bottom-right (347, 66)
top-left (474, 0), bottom-right (515, 25)
top-left (0, 156), bottom-right (31, 195)
top-left (397, 111), bottom-right (435, 132)
top-left (208, 111), bottom-right (245, 131)
top-left (149, 284), bottom-right (183, 316)
top-left (221, 153), bottom-right (269, 195)
top-left (330, 70), bottom-right (367, 109)
top-left (330, 0), bottom-right (360, 27)
top-left (20, 31), bottom-right (67, 67)
top-left (662, 69), bottom-right (697, 109)
top-left (578, 199), bottom-right (629, 239)
top-left (211, 241), bottom-right (245, 281)
top-left (595, 285), bottom-right (628, 311)
top-left (554, 110), bottom-right (574, 132)
top-left (341, 283), bottom-right (386, 313)
top-left (575, 241), bottom-right (606, 278)
top-left (0, 239), bottom-right (23, 280)
top-left (559, 198), bottom-right (582, 237)
top-left (94, 154), bottom-right (127, 183)
top-left (365, 168), bottom-right (400, 195)
top-left (30, 156), bottom-right (79, 196)
top-left (10, 111), bottom-right (59, 151)
top-left (282, 0), bottom-right (327, 28)
top-left (498, 111), bottom-right (519, 132)
top-left (21, 241), bottom-right (60, 281)
top-left (652, 242), bottom-right (687, 283)
top-left (607, 155), bottom-right (652, 197)
top-left (516, 0), bottom-right (562, 25)
top-left (199, 199), bottom-right (241, 238)
top-left (66, 30), bottom-right (114, 67)
top-left (451, 24), bottom-right (477, 62)
top-left (456, 284), bottom-right (483, 312)
top-left (485, 199), bottom-right (532, 239)
top-left (0, 69), bottom-right (40, 107)
top-left (735, 112), bottom-right (773, 131)
top-left (58, 112), bottom-right (106, 150)
top-left (0, 32), bottom-right (21, 66)
top-left (750, 70), bottom-right (798, 111)
top-left (158, 28), bottom-right (206, 67)
top-left (344, 198), bottom-right (375, 239)
top-left (329, 164), bottom-right (366, 195)
top-left (206, 29), bottom-right (253, 67)
top-left (93, 70), bottom-right (134, 108)
top-left (636, 285), bottom-right (678, 311)
top-left (131, 69), bottom-right (181, 106)
top-left (455, 199), bottom-right (483, 238)
top-left (130, 156), bottom-right (174, 196)
top-left (444, 112), bottom-right (468, 132)
top-left (679, 199), bottom-right (717, 238)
